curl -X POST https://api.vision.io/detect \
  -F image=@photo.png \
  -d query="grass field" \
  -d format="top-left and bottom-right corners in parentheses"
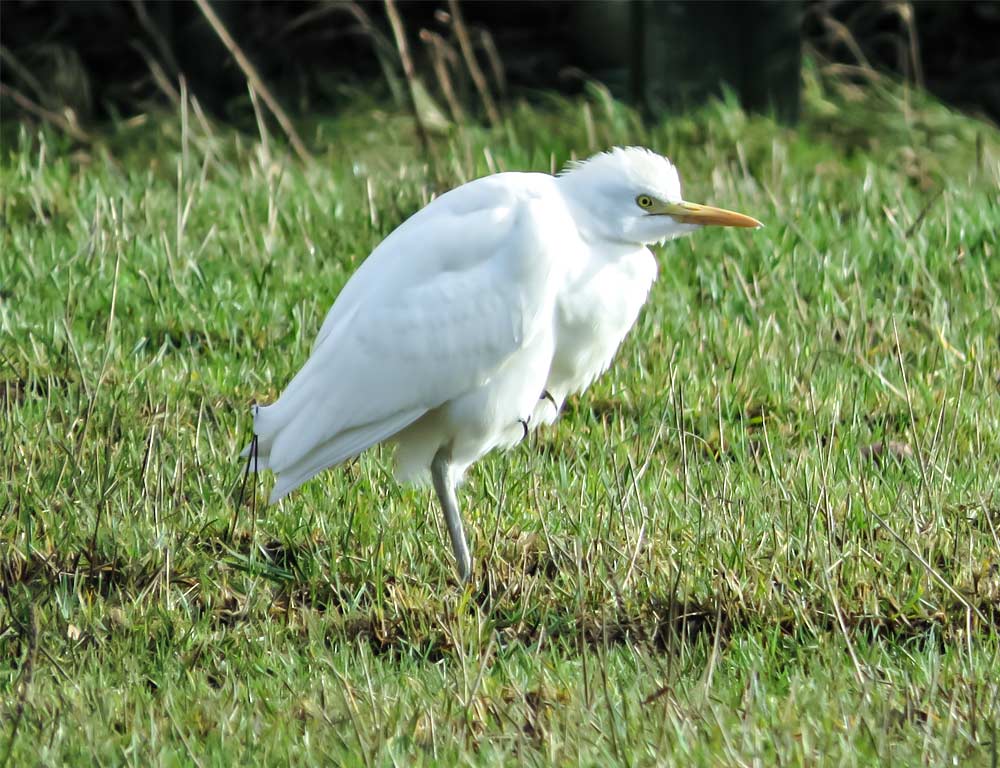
top-left (2, 69), bottom-right (999, 765)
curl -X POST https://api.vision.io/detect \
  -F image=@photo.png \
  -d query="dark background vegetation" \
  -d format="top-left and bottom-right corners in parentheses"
top-left (2, 0), bottom-right (999, 139)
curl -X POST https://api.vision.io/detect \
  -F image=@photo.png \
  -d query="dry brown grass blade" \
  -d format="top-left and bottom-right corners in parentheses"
top-left (131, 40), bottom-right (181, 105)
top-left (192, 0), bottom-right (313, 164)
top-left (477, 28), bottom-right (506, 98)
top-left (129, 0), bottom-right (181, 77)
top-left (0, 46), bottom-right (47, 104)
top-left (0, 82), bottom-right (92, 143)
top-left (819, 13), bottom-right (876, 74)
top-left (384, 0), bottom-right (434, 165)
top-left (446, 0), bottom-right (500, 126)
top-left (421, 28), bottom-right (465, 125)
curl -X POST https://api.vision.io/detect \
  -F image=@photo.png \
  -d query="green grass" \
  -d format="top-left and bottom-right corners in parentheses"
top-left (2, 69), bottom-right (999, 765)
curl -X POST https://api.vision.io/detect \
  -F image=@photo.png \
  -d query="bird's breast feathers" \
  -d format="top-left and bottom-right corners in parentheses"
top-left (548, 246), bottom-right (658, 397)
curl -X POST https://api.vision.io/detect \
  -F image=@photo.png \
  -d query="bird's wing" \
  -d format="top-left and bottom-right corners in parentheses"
top-left (312, 172), bottom-right (549, 351)
top-left (254, 173), bottom-right (569, 485)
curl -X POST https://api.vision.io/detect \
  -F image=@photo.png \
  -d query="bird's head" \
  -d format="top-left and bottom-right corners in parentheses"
top-left (559, 146), bottom-right (761, 246)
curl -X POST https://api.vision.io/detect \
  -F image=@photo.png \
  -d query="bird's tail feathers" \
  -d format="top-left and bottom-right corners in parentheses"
top-left (266, 408), bottom-right (425, 504)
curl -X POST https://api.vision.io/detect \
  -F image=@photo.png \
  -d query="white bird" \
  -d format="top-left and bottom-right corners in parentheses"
top-left (244, 147), bottom-right (760, 582)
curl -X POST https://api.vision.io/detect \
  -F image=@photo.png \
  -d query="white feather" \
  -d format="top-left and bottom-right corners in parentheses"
top-left (250, 171), bottom-right (577, 500)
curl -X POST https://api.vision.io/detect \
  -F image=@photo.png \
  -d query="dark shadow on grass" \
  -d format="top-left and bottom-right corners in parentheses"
top-left (2, 537), bottom-right (997, 665)
top-left (1, 375), bottom-right (75, 406)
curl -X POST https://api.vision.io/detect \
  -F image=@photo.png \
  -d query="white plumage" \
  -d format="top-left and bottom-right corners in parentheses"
top-left (244, 147), bottom-right (760, 581)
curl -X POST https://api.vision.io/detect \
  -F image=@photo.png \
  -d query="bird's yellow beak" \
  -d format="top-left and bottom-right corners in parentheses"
top-left (658, 201), bottom-right (762, 228)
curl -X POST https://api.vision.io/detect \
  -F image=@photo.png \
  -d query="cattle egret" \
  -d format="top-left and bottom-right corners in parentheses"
top-left (244, 147), bottom-right (761, 582)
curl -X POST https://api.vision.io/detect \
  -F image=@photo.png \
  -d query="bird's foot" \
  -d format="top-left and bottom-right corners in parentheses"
top-left (518, 415), bottom-right (531, 440)
top-left (541, 390), bottom-right (558, 410)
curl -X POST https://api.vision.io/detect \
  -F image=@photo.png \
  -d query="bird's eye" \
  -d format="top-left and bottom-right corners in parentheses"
top-left (636, 195), bottom-right (654, 209)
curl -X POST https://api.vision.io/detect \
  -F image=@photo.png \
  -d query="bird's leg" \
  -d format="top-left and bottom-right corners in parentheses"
top-left (431, 444), bottom-right (471, 583)
top-left (518, 416), bottom-right (531, 440)
top-left (541, 390), bottom-right (558, 410)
